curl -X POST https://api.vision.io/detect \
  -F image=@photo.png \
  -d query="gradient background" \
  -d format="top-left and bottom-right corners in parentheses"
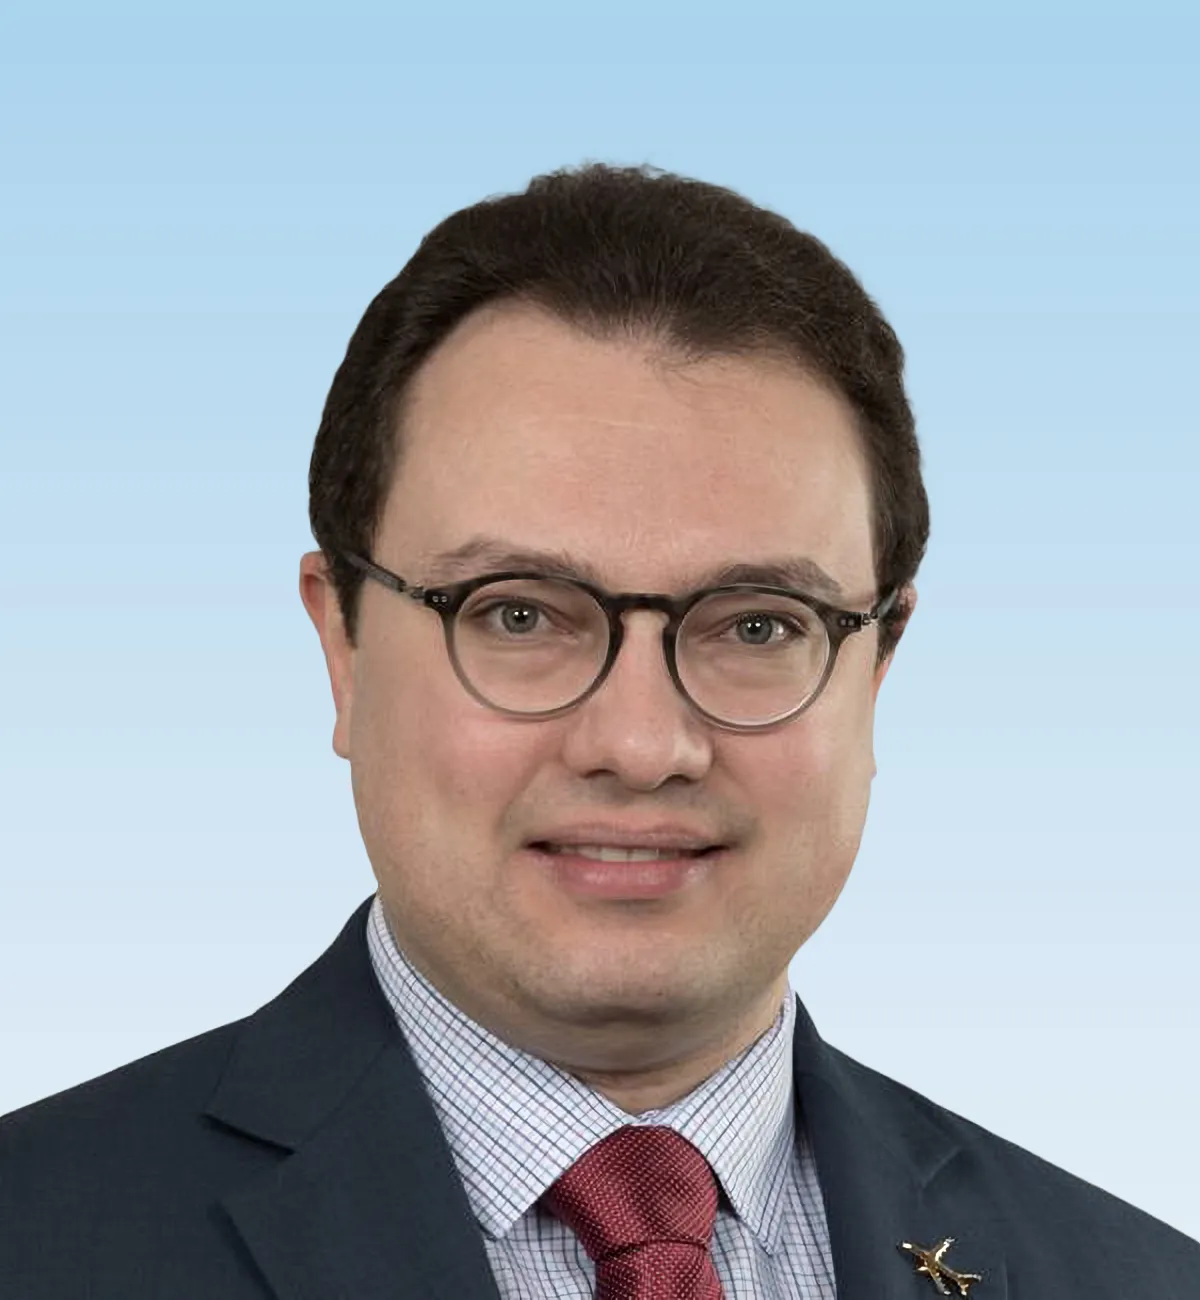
top-left (2, 0), bottom-right (1197, 1240)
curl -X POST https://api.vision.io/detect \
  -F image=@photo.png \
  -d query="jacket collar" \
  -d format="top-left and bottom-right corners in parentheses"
top-left (207, 897), bottom-right (1006, 1300)
top-left (206, 897), bottom-right (503, 1300)
top-left (793, 998), bottom-right (1008, 1300)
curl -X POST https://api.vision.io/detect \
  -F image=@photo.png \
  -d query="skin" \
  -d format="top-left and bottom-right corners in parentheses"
top-left (300, 300), bottom-right (911, 1113)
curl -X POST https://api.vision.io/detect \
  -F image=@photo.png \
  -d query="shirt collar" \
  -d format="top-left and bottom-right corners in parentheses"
top-left (366, 893), bottom-right (796, 1254)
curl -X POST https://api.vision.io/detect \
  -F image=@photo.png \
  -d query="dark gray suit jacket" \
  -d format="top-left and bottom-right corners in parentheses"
top-left (1, 897), bottom-right (1196, 1298)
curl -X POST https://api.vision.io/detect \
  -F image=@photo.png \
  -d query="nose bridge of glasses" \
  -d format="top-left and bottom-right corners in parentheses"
top-left (607, 591), bottom-right (687, 628)
top-left (584, 594), bottom-right (696, 726)
top-left (596, 593), bottom-right (687, 688)
top-left (602, 594), bottom-right (690, 677)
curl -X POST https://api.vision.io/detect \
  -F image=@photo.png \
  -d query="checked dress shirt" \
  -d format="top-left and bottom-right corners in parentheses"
top-left (366, 895), bottom-right (837, 1299)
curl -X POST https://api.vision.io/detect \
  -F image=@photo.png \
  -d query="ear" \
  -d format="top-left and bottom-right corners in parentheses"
top-left (871, 584), bottom-right (917, 701)
top-left (299, 551), bottom-right (355, 759)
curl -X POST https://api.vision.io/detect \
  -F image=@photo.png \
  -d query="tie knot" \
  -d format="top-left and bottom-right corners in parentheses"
top-left (543, 1126), bottom-right (720, 1263)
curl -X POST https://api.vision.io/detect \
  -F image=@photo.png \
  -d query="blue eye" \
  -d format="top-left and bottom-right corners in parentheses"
top-left (726, 613), bottom-right (808, 647)
top-left (495, 602), bottom-right (541, 635)
top-left (468, 600), bottom-right (546, 635)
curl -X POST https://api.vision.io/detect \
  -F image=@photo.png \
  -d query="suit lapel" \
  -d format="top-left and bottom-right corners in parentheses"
top-left (218, 1044), bottom-right (501, 1300)
top-left (794, 999), bottom-right (1009, 1300)
top-left (205, 898), bottom-right (502, 1300)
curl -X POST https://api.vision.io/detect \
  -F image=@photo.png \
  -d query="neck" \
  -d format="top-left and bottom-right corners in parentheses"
top-left (561, 974), bottom-right (790, 1113)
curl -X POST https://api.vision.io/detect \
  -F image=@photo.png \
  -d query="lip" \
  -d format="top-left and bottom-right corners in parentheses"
top-left (525, 823), bottom-right (727, 853)
top-left (522, 842), bottom-right (725, 900)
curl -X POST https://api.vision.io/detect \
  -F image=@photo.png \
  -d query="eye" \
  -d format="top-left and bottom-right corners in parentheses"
top-left (478, 600), bottom-right (545, 635)
top-left (729, 613), bottom-right (807, 646)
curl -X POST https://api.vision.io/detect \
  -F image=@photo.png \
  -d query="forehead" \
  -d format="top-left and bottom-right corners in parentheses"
top-left (381, 302), bottom-right (876, 597)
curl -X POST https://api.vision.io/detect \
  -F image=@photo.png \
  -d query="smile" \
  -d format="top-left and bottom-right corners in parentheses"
top-left (537, 843), bottom-right (716, 862)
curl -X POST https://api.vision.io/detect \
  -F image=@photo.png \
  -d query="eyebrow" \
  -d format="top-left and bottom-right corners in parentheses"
top-left (420, 535), bottom-right (846, 602)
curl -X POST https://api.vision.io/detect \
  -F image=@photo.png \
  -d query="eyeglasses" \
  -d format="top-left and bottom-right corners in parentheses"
top-left (340, 552), bottom-right (898, 732)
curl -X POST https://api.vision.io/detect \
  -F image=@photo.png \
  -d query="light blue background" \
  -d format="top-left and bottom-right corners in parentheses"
top-left (2, 1), bottom-right (1197, 1239)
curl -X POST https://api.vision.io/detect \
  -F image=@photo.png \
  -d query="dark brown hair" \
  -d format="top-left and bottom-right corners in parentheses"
top-left (308, 162), bottom-right (928, 658)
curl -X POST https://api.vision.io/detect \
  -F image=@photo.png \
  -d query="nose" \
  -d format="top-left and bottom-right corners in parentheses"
top-left (557, 611), bottom-right (714, 791)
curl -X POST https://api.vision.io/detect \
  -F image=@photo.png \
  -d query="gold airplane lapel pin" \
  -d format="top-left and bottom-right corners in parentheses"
top-left (898, 1237), bottom-right (984, 1296)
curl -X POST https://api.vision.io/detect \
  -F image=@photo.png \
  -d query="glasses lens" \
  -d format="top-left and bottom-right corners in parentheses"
top-left (449, 578), bottom-right (609, 713)
top-left (676, 590), bottom-right (831, 726)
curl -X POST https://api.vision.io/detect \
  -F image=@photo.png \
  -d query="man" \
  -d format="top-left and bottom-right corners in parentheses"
top-left (1, 164), bottom-right (1195, 1299)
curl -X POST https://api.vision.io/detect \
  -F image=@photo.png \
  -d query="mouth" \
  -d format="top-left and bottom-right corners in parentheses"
top-left (530, 842), bottom-right (723, 862)
top-left (524, 841), bottom-right (726, 900)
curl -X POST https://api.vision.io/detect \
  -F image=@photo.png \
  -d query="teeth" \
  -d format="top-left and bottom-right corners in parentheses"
top-left (544, 844), bottom-right (704, 862)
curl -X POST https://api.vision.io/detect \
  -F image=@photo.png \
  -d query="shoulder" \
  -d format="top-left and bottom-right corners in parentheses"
top-left (1, 1018), bottom-right (244, 1143)
top-left (0, 1020), bottom-right (289, 1297)
top-left (0, 895), bottom-right (380, 1176)
top-left (0, 1018), bottom-right (271, 1206)
top-left (824, 1043), bottom-right (1200, 1268)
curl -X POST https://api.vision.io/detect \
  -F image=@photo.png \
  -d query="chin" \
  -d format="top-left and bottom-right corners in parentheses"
top-left (514, 944), bottom-right (742, 1030)
top-left (540, 985), bottom-right (698, 1029)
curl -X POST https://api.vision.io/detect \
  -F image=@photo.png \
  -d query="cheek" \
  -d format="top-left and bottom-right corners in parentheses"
top-left (422, 710), bottom-right (546, 821)
top-left (759, 697), bottom-right (874, 811)
top-left (738, 687), bottom-right (878, 893)
top-left (350, 646), bottom-right (544, 867)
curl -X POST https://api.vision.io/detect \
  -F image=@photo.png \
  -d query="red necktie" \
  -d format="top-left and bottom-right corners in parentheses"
top-left (542, 1125), bottom-right (725, 1299)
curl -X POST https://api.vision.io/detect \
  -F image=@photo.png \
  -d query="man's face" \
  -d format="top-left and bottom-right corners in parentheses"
top-left (303, 302), bottom-right (894, 1078)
